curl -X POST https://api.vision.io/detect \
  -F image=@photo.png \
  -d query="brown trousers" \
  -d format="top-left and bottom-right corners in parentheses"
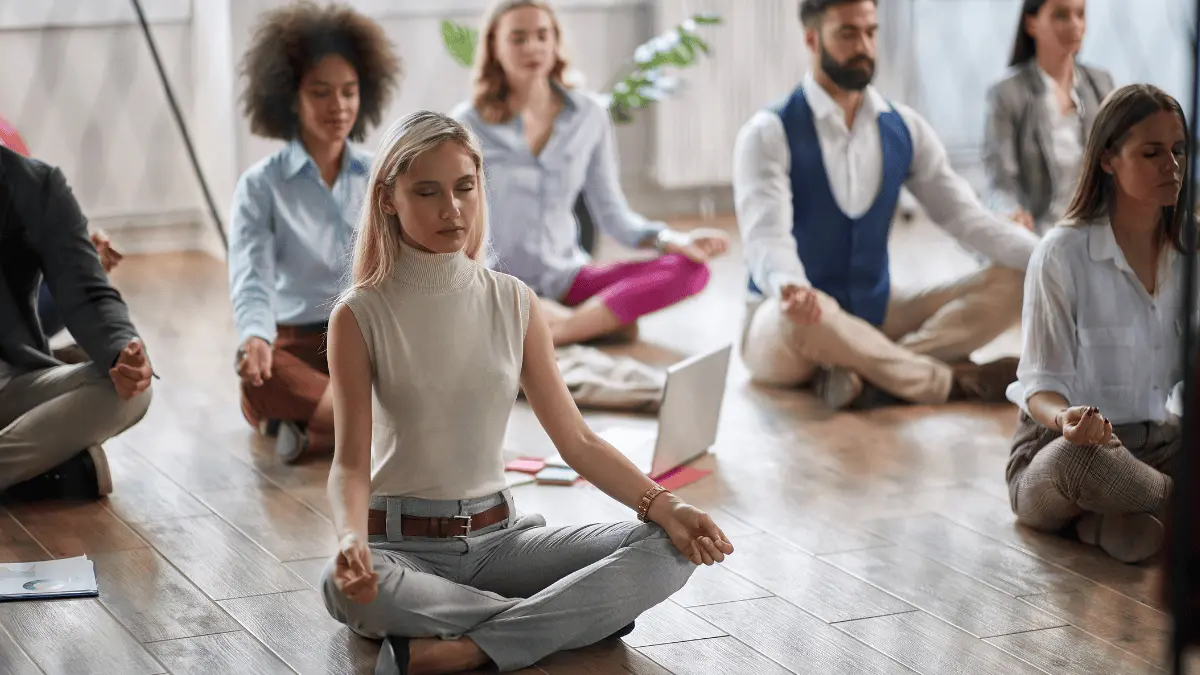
top-left (240, 325), bottom-right (332, 439)
top-left (1006, 411), bottom-right (1178, 532)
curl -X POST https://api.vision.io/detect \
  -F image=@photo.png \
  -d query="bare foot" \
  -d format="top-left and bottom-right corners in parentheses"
top-left (408, 637), bottom-right (490, 675)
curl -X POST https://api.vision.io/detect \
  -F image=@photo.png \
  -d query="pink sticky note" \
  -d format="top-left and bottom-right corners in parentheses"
top-left (505, 458), bottom-right (546, 474)
top-left (654, 466), bottom-right (712, 491)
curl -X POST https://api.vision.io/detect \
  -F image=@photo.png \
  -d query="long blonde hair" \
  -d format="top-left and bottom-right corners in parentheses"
top-left (346, 111), bottom-right (489, 295)
top-left (472, 0), bottom-right (572, 124)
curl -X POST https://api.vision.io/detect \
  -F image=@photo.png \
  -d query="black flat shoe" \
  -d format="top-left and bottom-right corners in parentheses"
top-left (610, 620), bottom-right (636, 639)
top-left (376, 636), bottom-right (410, 675)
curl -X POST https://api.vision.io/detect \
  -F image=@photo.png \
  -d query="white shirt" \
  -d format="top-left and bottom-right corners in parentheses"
top-left (732, 73), bottom-right (1041, 299)
top-left (1006, 221), bottom-right (1184, 424)
top-left (1039, 67), bottom-right (1085, 234)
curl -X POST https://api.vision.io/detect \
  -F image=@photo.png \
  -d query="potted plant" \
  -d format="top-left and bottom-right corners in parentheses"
top-left (441, 13), bottom-right (721, 253)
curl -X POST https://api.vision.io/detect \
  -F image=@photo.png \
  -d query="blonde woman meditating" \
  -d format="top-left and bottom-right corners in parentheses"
top-left (319, 110), bottom-right (734, 675)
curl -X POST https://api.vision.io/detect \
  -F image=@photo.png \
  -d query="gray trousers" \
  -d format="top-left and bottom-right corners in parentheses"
top-left (0, 363), bottom-right (152, 490)
top-left (1007, 412), bottom-right (1178, 531)
top-left (320, 490), bottom-right (695, 672)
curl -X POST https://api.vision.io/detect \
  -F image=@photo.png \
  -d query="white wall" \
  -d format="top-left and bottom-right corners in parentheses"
top-left (229, 0), bottom-right (679, 235)
top-left (3, 0), bottom-right (1194, 256)
top-left (0, 1), bottom-right (208, 252)
top-left (908, 0), bottom-right (1196, 190)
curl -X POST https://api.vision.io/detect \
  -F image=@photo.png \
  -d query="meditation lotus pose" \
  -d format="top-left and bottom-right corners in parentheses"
top-left (453, 0), bottom-right (729, 347)
top-left (734, 0), bottom-right (1041, 410)
top-left (228, 1), bottom-right (400, 462)
top-left (0, 146), bottom-right (153, 500)
top-left (319, 111), bottom-right (734, 674)
top-left (1006, 84), bottom-right (1189, 564)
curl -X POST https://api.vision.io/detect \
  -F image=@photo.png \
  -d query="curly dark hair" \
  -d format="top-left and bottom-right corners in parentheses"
top-left (239, 2), bottom-right (402, 141)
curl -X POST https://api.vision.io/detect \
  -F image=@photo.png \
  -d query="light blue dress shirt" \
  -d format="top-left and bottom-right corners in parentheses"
top-left (228, 139), bottom-right (371, 345)
top-left (453, 86), bottom-right (665, 300)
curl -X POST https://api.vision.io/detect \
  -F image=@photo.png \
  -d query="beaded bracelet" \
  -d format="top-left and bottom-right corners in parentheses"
top-left (637, 484), bottom-right (669, 523)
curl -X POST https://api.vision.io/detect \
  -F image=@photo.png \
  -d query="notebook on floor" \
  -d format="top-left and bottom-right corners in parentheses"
top-left (0, 555), bottom-right (98, 601)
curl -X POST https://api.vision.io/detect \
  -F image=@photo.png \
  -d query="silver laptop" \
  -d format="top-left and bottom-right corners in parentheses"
top-left (573, 344), bottom-right (733, 479)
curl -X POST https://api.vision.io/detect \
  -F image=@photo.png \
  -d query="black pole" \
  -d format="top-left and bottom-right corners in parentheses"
top-left (1172, 2), bottom-right (1200, 672)
top-left (129, 0), bottom-right (228, 251)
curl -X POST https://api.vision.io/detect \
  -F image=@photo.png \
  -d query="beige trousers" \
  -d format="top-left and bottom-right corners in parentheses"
top-left (740, 267), bottom-right (1024, 404)
top-left (0, 363), bottom-right (152, 490)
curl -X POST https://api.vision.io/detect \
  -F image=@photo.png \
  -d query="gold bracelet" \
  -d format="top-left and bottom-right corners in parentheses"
top-left (637, 484), bottom-right (668, 523)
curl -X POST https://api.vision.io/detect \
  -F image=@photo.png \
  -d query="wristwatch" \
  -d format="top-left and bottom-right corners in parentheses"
top-left (653, 229), bottom-right (684, 253)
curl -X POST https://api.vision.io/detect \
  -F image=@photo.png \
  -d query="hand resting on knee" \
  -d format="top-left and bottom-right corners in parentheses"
top-left (1056, 406), bottom-right (1114, 447)
top-left (780, 283), bottom-right (821, 325)
top-left (332, 532), bottom-right (379, 605)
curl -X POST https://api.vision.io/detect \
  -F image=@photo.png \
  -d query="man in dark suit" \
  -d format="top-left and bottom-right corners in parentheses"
top-left (0, 145), bottom-right (154, 499)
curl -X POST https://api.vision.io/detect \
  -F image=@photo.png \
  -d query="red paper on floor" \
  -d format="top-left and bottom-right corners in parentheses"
top-left (653, 466), bottom-right (712, 490)
top-left (505, 458), bottom-right (546, 474)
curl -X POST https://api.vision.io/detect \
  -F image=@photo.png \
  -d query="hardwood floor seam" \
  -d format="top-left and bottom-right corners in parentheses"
top-left (826, 608), bottom-right (923, 625)
top-left (141, 627), bottom-right (246, 644)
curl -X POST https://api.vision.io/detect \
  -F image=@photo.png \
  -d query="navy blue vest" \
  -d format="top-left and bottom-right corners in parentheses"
top-left (748, 87), bottom-right (913, 327)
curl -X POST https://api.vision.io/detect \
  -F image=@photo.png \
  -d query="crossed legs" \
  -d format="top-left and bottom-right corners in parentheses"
top-left (740, 266), bottom-right (1025, 405)
top-left (322, 517), bottom-right (694, 673)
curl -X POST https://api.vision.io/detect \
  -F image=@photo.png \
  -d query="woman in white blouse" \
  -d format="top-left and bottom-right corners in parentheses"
top-left (1006, 83), bottom-right (1189, 564)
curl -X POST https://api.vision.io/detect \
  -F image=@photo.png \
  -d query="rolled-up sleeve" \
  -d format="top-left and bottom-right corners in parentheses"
top-left (1016, 238), bottom-right (1077, 403)
top-left (900, 106), bottom-right (1040, 271)
top-left (581, 108), bottom-right (664, 248)
top-left (228, 170), bottom-right (278, 345)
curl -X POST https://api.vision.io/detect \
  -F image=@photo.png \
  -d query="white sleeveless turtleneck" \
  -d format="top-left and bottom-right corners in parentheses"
top-left (340, 239), bottom-right (530, 500)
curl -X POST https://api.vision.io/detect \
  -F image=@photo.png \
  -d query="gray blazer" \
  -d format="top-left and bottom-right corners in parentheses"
top-left (0, 146), bottom-right (141, 376)
top-left (983, 60), bottom-right (1114, 225)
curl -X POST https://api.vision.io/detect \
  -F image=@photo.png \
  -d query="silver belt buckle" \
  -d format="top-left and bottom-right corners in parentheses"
top-left (453, 514), bottom-right (473, 539)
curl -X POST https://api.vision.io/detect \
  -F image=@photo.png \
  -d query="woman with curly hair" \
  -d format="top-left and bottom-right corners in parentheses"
top-left (452, 0), bottom-right (729, 347)
top-left (228, 2), bottom-right (400, 463)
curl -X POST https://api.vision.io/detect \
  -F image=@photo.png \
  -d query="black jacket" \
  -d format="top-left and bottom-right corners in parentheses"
top-left (0, 145), bottom-right (140, 375)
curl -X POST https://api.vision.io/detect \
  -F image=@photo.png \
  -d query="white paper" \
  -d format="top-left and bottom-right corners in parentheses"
top-left (0, 555), bottom-right (98, 599)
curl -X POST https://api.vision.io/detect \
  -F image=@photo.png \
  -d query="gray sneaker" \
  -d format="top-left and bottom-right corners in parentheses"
top-left (813, 367), bottom-right (863, 410)
top-left (275, 421), bottom-right (309, 464)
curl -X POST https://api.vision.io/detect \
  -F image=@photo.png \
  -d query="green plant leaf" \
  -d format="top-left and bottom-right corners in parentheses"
top-left (602, 11), bottom-right (724, 123)
top-left (682, 34), bottom-right (710, 56)
top-left (673, 30), bottom-right (696, 62)
top-left (441, 20), bottom-right (478, 68)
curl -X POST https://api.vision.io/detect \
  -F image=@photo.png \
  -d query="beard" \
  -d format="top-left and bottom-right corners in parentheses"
top-left (819, 41), bottom-right (875, 91)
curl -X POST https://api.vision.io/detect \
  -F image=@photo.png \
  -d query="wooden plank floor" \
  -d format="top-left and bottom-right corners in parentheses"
top-left (0, 215), bottom-right (1184, 674)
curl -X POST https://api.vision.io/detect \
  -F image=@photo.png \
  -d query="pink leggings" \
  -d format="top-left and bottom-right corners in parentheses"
top-left (562, 253), bottom-right (711, 324)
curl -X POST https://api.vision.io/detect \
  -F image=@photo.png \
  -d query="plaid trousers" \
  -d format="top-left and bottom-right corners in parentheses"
top-left (1006, 412), bottom-right (1179, 531)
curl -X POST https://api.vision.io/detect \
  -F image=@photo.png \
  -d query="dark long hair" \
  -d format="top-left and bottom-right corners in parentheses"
top-left (1009, 0), bottom-right (1048, 66)
top-left (1064, 84), bottom-right (1189, 253)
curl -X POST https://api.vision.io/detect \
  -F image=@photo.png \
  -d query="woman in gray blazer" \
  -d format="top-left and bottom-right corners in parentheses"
top-left (984, 0), bottom-right (1114, 235)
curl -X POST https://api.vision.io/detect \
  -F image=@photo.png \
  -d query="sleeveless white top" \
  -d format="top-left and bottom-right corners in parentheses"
top-left (340, 239), bottom-right (530, 500)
